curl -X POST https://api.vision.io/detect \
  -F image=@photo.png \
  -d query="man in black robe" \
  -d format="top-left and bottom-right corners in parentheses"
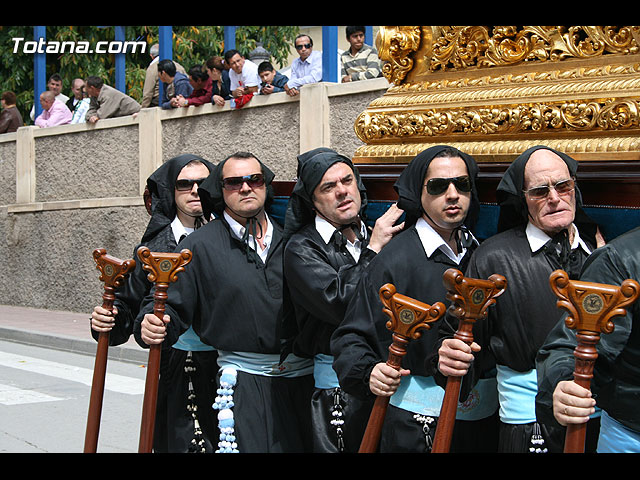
top-left (91, 153), bottom-right (218, 452)
top-left (282, 147), bottom-right (404, 452)
top-left (137, 152), bottom-right (314, 453)
top-left (330, 145), bottom-right (499, 452)
top-left (436, 145), bottom-right (602, 453)
top-left (536, 226), bottom-right (640, 452)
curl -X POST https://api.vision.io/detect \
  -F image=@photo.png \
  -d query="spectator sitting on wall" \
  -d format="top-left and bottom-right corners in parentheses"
top-left (35, 90), bottom-right (72, 128)
top-left (85, 76), bottom-right (141, 124)
top-left (141, 45), bottom-right (187, 108)
top-left (158, 59), bottom-right (193, 109)
top-left (173, 64), bottom-right (213, 108)
top-left (0, 91), bottom-right (23, 134)
top-left (66, 78), bottom-right (85, 112)
top-left (224, 49), bottom-right (261, 99)
top-left (284, 34), bottom-right (322, 97)
top-left (258, 62), bottom-right (289, 95)
top-left (205, 56), bottom-right (231, 107)
top-left (29, 73), bottom-right (69, 122)
top-left (340, 26), bottom-right (383, 83)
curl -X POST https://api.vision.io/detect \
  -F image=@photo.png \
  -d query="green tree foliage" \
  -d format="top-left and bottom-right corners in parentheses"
top-left (0, 25), bottom-right (300, 123)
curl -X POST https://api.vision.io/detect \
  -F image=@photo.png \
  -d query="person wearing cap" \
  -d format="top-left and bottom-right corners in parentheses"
top-left (137, 152), bottom-right (314, 453)
top-left (331, 145), bottom-right (498, 452)
top-left (91, 154), bottom-right (218, 452)
top-left (436, 145), bottom-right (604, 453)
top-left (281, 147), bottom-right (404, 452)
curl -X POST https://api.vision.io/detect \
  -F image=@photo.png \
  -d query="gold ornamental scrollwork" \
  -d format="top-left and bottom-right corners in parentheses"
top-left (355, 98), bottom-right (640, 142)
top-left (376, 26), bottom-right (422, 85)
top-left (430, 26), bottom-right (640, 71)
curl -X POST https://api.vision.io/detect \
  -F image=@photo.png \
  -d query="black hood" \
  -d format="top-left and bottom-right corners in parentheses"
top-left (495, 145), bottom-right (597, 243)
top-left (141, 153), bottom-right (214, 243)
top-left (393, 144), bottom-right (480, 231)
top-left (283, 147), bottom-right (368, 242)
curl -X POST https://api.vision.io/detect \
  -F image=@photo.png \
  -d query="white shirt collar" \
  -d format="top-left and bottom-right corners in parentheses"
top-left (170, 216), bottom-right (194, 244)
top-left (525, 221), bottom-right (592, 254)
top-left (415, 217), bottom-right (471, 265)
top-left (315, 215), bottom-right (365, 244)
top-left (315, 215), bottom-right (366, 262)
top-left (224, 211), bottom-right (273, 260)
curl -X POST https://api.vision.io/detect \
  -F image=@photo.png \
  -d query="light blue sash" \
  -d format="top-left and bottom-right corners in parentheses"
top-left (172, 326), bottom-right (216, 351)
top-left (389, 374), bottom-right (498, 421)
top-left (217, 350), bottom-right (313, 377)
top-left (313, 353), bottom-right (340, 389)
top-left (597, 410), bottom-right (640, 453)
top-left (496, 365), bottom-right (537, 423)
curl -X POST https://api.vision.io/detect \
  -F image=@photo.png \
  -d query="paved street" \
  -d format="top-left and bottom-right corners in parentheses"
top-left (0, 339), bottom-right (146, 453)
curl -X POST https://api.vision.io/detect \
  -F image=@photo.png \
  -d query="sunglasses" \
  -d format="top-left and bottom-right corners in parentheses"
top-left (222, 173), bottom-right (265, 191)
top-left (295, 43), bottom-right (312, 50)
top-left (523, 178), bottom-right (575, 199)
top-left (425, 176), bottom-right (472, 195)
top-left (175, 178), bottom-right (207, 191)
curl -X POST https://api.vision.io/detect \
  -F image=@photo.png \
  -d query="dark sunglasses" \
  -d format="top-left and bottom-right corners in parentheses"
top-left (523, 178), bottom-right (575, 199)
top-left (175, 178), bottom-right (207, 191)
top-left (425, 176), bottom-right (472, 195)
top-left (295, 43), bottom-right (312, 50)
top-left (222, 173), bottom-right (265, 191)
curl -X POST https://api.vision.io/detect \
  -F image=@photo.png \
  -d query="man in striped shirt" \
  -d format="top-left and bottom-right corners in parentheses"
top-left (340, 26), bottom-right (383, 83)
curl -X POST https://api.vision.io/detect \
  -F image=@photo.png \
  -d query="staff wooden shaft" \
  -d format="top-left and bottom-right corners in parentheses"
top-left (358, 334), bottom-right (409, 453)
top-left (549, 269), bottom-right (639, 453)
top-left (136, 246), bottom-right (192, 453)
top-left (138, 282), bottom-right (168, 453)
top-left (83, 289), bottom-right (113, 453)
top-left (85, 249), bottom-right (135, 453)
top-left (432, 269), bottom-right (506, 453)
top-left (358, 284), bottom-right (445, 453)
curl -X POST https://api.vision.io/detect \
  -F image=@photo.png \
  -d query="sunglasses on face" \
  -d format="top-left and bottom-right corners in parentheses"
top-left (425, 176), bottom-right (472, 195)
top-left (222, 173), bottom-right (265, 191)
top-left (175, 178), bottom-right (207, 191)
top-left (295, 43), bottom-right (312, 50)
top-left (523, 178), bottom-right (575, 200)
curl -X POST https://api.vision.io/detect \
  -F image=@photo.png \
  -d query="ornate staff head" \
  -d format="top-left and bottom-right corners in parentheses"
top-left (136, 246), bottom-right (193, 285)
top-left (93, 248), bottom-right (136, 289)
top-left (549, 269), bottom-right (639, 336)
top-left (379, 283), bottom-right (446, 340)
top-left (442, 268), bottom-right (507, 344)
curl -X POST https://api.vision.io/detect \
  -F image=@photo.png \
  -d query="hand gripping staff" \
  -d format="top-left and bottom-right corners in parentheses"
top-left (136, 246), bottom-right (192, 453)
top-left (358, 283), bottom-right (446, 453)
top-left (431, 268), bottom-right (507, 453)
top-left (549, 269), bottom-right (639, 453)
top-left (85, 248), bottom-right (136, 453)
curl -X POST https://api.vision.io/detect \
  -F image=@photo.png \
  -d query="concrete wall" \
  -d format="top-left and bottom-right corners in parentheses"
top-left (0, 78), bottom-right (389, 314)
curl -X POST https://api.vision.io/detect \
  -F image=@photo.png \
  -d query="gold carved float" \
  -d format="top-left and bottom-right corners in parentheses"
top-left (353, 26), bottom-right (640, 164)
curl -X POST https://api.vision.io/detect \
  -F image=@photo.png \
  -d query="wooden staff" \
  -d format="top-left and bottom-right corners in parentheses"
top-left (431, 268), bottom-right (507, 453)
top-left (85, 248), bottom-right (136, 453)
top-left (549, 269), bottom-right (639, 453)
top-left (359, 283), bottom-right (446, 453)
top-left (136, 246), bottom-right (192, 453)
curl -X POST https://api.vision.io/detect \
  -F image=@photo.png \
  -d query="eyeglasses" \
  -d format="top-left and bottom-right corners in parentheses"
top-left (523, 178), bottom-right (575, 199)
top-left (222, 173), bottom-right (265, 191)
top-left (425, 176), bottom-right (472, 195)
top-left (175, 178), bottom-right (207, 191)
top-left (295, 43), bottom-right (312, 50)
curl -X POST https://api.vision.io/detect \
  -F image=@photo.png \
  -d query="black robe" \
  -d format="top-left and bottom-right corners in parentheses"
top-left (92, 153), bottom-right (217, 453)
top-left (284, 222), bottom-right (377, 358)
top-left (537, 227), bottom-right (640, 437)
top-left (448, 225), bottom-right (594, 386)
top-left (330, 224), bottom-right (499, 452)
top-left (135, 215), bottom-right (313, 453)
